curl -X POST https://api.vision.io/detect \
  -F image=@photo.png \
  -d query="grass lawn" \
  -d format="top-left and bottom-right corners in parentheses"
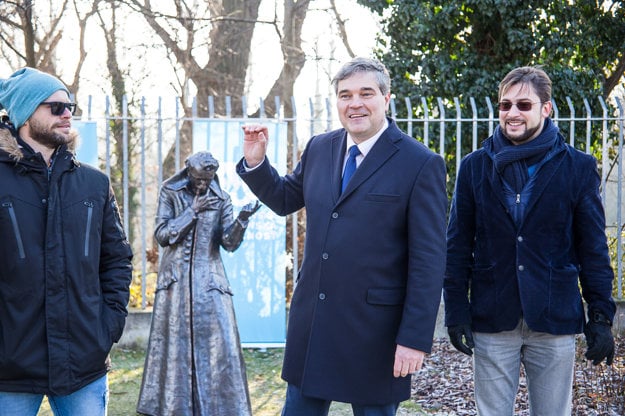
top-left (37, 347), bottom-right (427, 415)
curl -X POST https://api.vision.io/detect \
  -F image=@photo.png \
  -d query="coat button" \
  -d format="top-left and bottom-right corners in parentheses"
top-left (331, 212), bottom-right (339, 219)
top-left (517, 236), bottom-right (523, 242)
top-left (322, 253), bottom-right (329, 260)
top-left (319, 293), bottom-right (326, 300)
top-left (518, 265), bottom-right (525, 271)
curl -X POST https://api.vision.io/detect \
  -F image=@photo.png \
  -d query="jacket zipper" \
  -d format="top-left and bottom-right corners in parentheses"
top-left (3, 202), bottom-right (26, 259)
top-left (84, 201), bottom-right (94, 256)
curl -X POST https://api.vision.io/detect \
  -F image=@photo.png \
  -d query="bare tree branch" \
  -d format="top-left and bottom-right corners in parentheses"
top-left (262, 0), bottom-right (311, 117)
top-left (329, 0), bottom-right (355, 58)
top-left (69, 0), bottom-right (102, 95)
top-left (0, 32), bottom-right (27, 62)
top-left (604, 57), bottom-right (625, 99)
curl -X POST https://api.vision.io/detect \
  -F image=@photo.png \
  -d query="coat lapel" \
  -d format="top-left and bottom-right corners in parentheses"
top-left (338, 123), bottom-right (399, 201)
top-left (332, 132), bottom-right (347, 202)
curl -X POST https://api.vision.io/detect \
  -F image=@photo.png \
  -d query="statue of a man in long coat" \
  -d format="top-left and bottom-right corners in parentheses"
top-left (137, 151), bottom-right (260, 416)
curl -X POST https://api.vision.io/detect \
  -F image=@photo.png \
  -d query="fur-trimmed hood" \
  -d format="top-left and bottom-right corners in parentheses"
top-left (0, 124), bottom-right (78, 162)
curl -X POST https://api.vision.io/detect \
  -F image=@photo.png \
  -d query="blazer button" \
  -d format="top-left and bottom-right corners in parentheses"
top-left (331, 212), bottom-right (339, 219)
top-left (319, 293), bottom-right (326, 300)
top-left (518, 265), bottom-right (525, 271)
top-left (517, 236), bottom-right (523, 242)
top-left (322, 253), bottom-right (329, 260)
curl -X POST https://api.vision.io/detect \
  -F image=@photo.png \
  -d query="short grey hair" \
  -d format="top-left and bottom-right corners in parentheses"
top-left (331, 57), bottom-right (391, 96)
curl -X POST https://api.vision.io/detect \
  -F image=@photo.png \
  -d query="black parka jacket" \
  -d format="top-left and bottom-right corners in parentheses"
top-left (0, 122), bottom-right (133, 395)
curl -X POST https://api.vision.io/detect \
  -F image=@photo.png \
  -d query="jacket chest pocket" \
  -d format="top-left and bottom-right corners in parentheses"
top-left (1, 201), bottom-right (25, 259)
top-left (83, 201), bottom-right (94, 256)
top-left (62, 198), bottom-right (102, 258)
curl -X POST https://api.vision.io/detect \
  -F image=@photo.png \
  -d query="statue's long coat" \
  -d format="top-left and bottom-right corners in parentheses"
top-left (137, 169), bottom-right (251, 416)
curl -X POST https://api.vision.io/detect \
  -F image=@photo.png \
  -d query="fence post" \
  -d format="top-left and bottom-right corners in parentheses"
top-left (565, 97), bottom-right (575, 147)
top-left (616, 97), bottom-right (624, 299)
top-left (599, 97), bottom-right (609, 204)
top-left (436, 97), bottom-right (445, 158)
top-left (122, 95), bottom-right (129, 235)
top-left (421, 97), bottom-right (429, 148)
top-left (454, 97), bottom-right (462, 174)
top-left (140, 97), bottom-right (147, 310)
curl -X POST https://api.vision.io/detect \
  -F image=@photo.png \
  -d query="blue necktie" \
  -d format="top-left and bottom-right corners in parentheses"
top-left (341, 145), bottom-right (361, 193)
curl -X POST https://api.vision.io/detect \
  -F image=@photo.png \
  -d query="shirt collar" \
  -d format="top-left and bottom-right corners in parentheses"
top-left (345, 118), bottom-right (389, 157)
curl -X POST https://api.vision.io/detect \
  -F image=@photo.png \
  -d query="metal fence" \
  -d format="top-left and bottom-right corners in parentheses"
top-left (76, 94), bottom-right (625, 302)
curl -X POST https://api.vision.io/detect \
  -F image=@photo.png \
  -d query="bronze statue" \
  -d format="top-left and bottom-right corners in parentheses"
top-left (137, 151), bottom-right (260, 416)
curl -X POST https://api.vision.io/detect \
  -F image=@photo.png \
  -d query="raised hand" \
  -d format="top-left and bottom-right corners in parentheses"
top-left (241, 124), bottom-right (269, 168)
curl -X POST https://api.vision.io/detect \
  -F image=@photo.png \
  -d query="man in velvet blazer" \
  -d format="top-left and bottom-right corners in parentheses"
top-left (444, 66), bottom-right (616, 416)
top-left (236, 58), bottom-right (447, 415)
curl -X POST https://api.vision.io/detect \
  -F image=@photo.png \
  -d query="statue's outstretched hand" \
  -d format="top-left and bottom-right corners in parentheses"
top-left (238, 200), bottom-right (261, 221)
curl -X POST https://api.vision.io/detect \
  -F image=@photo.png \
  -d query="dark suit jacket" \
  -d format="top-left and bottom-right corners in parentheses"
top-left (445, 133), bottom-right (616, 334)
top-left (237, 119), bottom-right (447, 405)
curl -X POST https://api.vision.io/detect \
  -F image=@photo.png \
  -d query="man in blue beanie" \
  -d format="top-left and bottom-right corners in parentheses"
top-left (0, 67), bottom-right (133, 415)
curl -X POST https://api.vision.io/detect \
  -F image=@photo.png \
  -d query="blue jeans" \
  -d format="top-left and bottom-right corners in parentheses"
top-left (281, 384), bottom-right (399, 416)
top-left (473, 320), bottom-right (575, 416)
top-left (0, 375), bottom-right (108, 416)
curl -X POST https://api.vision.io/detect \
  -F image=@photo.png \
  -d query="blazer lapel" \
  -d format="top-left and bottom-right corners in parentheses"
top-left (523, 150), bottom-right (566, 218)
top-left (486, 160), bottom-right (510, 213)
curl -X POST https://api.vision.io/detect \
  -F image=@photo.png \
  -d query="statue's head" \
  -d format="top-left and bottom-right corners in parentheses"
top-left (185, 151), bottom-right (219, 195)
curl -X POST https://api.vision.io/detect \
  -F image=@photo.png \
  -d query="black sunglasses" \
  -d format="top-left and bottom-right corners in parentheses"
top-left (497, 100), bottom-right (542, 112)
top-left (40, 101), bottom-right (77, 116)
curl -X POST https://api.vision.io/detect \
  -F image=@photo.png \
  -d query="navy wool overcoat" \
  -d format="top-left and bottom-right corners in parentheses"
top-left (237, 119), bottom-right (447, 405)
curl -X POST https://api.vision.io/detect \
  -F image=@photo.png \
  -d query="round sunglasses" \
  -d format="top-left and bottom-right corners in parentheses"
top-left (40, 101), bottom-right (77, 116)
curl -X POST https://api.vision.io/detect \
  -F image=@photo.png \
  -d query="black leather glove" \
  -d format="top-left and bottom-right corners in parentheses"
top-left (447, 324), bottom-right (475, 356)
top-left (584, 310), bottom-right (614, 366)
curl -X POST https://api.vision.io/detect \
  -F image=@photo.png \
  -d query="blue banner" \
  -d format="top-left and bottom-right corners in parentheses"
top-left (193, 120), bottom-right (287, 347)
top-left (72, 121), bottom-right (98, 167)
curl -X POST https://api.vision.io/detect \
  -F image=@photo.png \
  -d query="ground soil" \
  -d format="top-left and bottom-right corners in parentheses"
top-left (411, 336), bottom-right (625, 415)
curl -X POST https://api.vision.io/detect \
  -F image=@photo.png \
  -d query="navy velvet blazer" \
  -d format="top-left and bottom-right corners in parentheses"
top-left (237, 119), bottom-right (447, 405)
top-left (445, 132), bottom-right (616, 334)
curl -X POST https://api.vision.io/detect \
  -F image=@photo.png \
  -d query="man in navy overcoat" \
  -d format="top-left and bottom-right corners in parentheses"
top-left (237, 57), bottom-right (447, 415)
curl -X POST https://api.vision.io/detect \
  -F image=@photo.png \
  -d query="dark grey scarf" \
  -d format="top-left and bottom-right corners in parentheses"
top-left (492, 118), bottom-right (560, 192)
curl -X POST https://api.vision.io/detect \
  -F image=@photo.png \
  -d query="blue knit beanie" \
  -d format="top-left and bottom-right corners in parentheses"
top-left (0, 67), bottom-right (69, 129)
